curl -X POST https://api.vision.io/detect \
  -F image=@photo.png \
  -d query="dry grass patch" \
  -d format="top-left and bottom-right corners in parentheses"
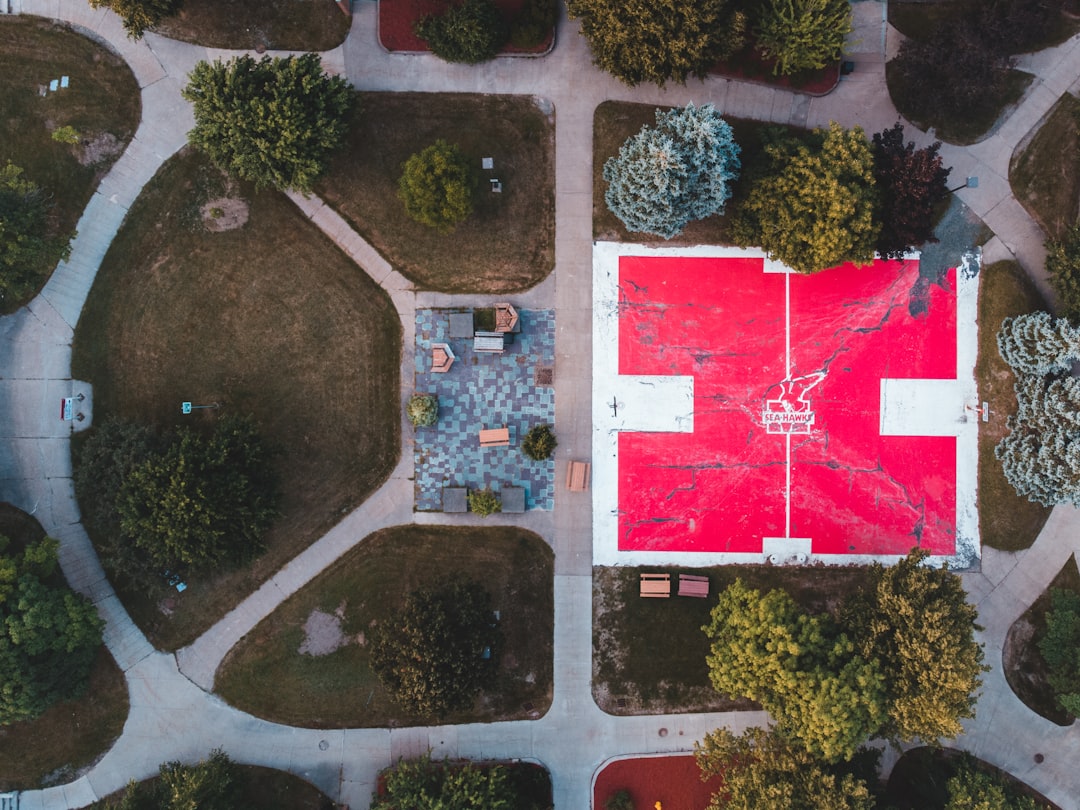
top-left (216, 526), bottom-right (553, 728)
top-left (1004, 555), bottom-right (1080, 726)
top-left (976, 260), bottom-right (1053, 551)
top-left (1010, 93), bottom-right (1080, 241)
top-left (0, 17), bottom-right (140, 312)
top-left (317, 93), bottom-right (555, 293)
top-left (592, 564), bottom-right (872, 714)
top-left (154, 0), bottom-right (349, 51)
top-left (0, 504), bottom-right (128, 791)
top-left (592, 101), bottom-right (799, 244)
top-left (72, 148), bottom-right (401, 650)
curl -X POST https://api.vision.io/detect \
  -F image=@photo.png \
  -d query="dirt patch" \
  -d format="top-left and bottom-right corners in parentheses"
top-left (201, 197), bottom-right (250, 232)
top-left (298, 603), bottom-right (348, 657)
top-left (76, 131), bottom-right (124, 167)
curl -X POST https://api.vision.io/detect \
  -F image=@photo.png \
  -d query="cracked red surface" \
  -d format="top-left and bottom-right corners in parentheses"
top-left (616, 256), bottom-right (957, 556)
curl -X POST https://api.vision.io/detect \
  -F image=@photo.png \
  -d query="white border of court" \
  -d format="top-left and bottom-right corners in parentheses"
top-left (591, 242), bottom-right (981, 570)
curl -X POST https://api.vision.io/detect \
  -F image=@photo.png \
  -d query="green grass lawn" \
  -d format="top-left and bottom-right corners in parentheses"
top-left (154, 0), bottom-right (349, 51)
top-left (71, 148), bottom-right (401, 651)
top-left (1010, 93), bottom-right (1080, 241)
top-left (1004, 555), bottom-right (1080, 726)
top-left (592, 564), bottom-right (873, 714)
top-left (889, 0), bottom-right (1080, 49)
top-left (216, 526), bottom-right (554, 728)
top-left (0, 17), bottom-right (140, 313)
top-left (316, 93), bottom-right (555, 293)
top-left (0, 504), bottom-right (129, 791)
top-left (976, 261), bottom-right (1053, 551)
top-left (592, 101), bottom-right (801, 244)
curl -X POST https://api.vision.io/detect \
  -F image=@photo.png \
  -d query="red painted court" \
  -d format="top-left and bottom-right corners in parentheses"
top-left (615, 255), bottom-right (958, 557)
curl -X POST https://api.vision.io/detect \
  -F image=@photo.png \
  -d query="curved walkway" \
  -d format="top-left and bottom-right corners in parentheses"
top-left (2, 1), bottom-right (1080, 808)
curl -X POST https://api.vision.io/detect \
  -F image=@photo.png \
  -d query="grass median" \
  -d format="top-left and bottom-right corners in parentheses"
top-left (216, 525), bottom-right (554, 728)
top-left (1010, 92), bottom-right (1080, 242)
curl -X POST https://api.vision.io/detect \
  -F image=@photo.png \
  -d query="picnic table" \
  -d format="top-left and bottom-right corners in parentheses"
top-left (474, 331), bottom-right (504, 353)
top-left (678, 574), bottom-right (709, 598)
top-left (639, 573), bottom-right (671, 598)
top-left (567, 460), bottom-right (590, 491)
top-left (479, 427), bottom-right (510, 447)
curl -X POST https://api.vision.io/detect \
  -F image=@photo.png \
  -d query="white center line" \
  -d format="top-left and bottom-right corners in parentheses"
top-left (785, 270), bottom-right (792, 539)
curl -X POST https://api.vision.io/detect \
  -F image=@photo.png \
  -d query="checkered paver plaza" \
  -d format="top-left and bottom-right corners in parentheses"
top-left (413, 308), bottom-right (556, 511)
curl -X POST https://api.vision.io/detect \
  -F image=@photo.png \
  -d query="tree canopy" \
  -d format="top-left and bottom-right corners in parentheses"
top-left (871, 123), bottom-right (951, 258)
top-left (1045, 225), bottom-right (1080, 323)
top-left (0, 535), bottom-right (103, 725)
top-left (755, 0), bottom-right (852, 76)
top-left (1038, 588), bottom-right (1080, 716)
top-left (369, 579), bottom-right (500, 717)
top-left (603, 103), bottom-right (741, 239)
top-left (944, 756), bottom-right (1039, 810)
top-left (696, 727), bottom-right (876, 810)
top-left (732, 122), bottom-right (878, 274)
top-left (87, 0), bottom-right (183, 39)
top-left (397, 140), bottom-right (476, 233)
top-left (373, 756), bottom-right (520, 810)
top-left (566, 0), bottom-right (746, 87)
top-left (997, 312), bottom-right (1080, 376)
top-left (0, 162), bottom-right (73, 306)
top-left (106, 749), bottom-right (242, 810)
top-left (183, 54), bottom-right (354, 193)
top-left (415, 0), bottom-right (507, 64)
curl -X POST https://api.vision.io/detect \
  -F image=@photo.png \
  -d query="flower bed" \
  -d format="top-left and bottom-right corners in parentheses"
top-left (378, 0), bottom-right (553, 53)
top-left (593, 755), bottom-right (722, 810)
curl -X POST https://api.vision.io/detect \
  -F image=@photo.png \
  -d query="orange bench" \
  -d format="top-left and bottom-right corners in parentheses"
top-left (678, 574), bottom-right (709, 598)
top-left (479, 427), bottom-right (510, 447)
top-left (640, 573), bottom-right (671, 598)
top-left (567, 460), bottom-right (591, 491)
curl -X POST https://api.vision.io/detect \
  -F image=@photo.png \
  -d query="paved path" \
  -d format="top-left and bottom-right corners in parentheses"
top-left (4, 1), bottom-right (1080, 808)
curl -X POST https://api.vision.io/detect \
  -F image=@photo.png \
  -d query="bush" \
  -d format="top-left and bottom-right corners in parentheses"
top-left (521, 423), bottom-right (557, 461)
top-left (605, 789), bottom-right (635, 810)
top-left (374, 756), bottom-right (522, 809)
top-left (398, 140), bottom-right (477, 234)
top-left (509, 0), bottom-right (557, 48)
top-left (468, 487), bottom-right (501, 517)
top-left (415, 0), bottom-right (507, 64)
top-left (51, 125), bottom-right (80, 144)
top-left (755, 0), bottom-right (853, 76)
top-left (1046, 225), bottom-right (1080, 323)
top-left (87, 0), bottom-right (183, 40)
top-left (1038, 587), bottom-right (1080, 716)
top-left (407, 393), bottom-right (439, 427)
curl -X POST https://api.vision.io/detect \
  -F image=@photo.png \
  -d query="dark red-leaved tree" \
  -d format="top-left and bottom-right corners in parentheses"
top-left (871, 123), bottom-right (952, 259)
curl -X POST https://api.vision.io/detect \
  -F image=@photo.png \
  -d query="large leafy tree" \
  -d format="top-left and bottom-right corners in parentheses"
top-left (369, 579), bottom-right (500, 717)
top-left (1045, 225), bottom-right (1080, 323)
top-left (0, 536), bottom-right (104, 725)
top-left (1038, 588), bottom-right (1080, 716)
top-left (871, 123), bottom-right (951, 258)
top-left (116, 415), bottom-right (279, 578)
top-left (397, 140), bottom-right (476, 234)
top-left (183, 54), bottom-right (353, 193)
top-left (703, 579), bottom-right (886, 762)
top-left (0, 162), bottom-right (73, 306)
top-left (997, 312), bottom-right (1080, 377)
top-left (415, 0), bottom-right (507, 64)
top-left (843, 548), bottom-right (986, 745)
top-left (733, 122), bottom-right (878, 274)
top-left (755, 0), bottom-right (852, 76)
top-left (373, 756), bottom-right (519, 810)
top-left (696, 727), bottom-right (876, 810)
top-left (87, 0), bottom-right (182, 39)
top-left (603, 103), bottom-right (741, 239)
top-left (566, 0), bottom-right (746, 87)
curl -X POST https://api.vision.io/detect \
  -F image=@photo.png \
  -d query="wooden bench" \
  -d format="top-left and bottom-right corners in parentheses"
top-left (640, 573), bottom-right (671, 598)
top-left (567, 460), bottom-right (591, 492)
top-left (678, 574), bottom-right (710, 598)
top-left (479, 427), bottom-right (510, 447)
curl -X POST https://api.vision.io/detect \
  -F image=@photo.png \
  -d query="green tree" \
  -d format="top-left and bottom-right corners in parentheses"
top-left (703, 579), bottom-right (886, 762)
top-left (109, 749), bottom-right (241, 810)
top-left (944, 756), bottom-right (1039, 810)
top-left (995, 372), bottom-right (1080, 506)
top-left (997, 312), bottom-right (1080, 376)
top-left (415, 0), bottom-right (507, 64)
top-left (509, 0), bottom-right (557, 49)
top-left (843, 548), bottom-right (986, 745)
top-left (603, 103), bottom-right (741, 239)
top-left (1038, 588), bottom-right (1080, 716)
top-left (374, 755), bottom-right (519, 809)
top-left (370, 580), bottom-right (499, 717)
top-left (733, 123), bottom-right (878, 274)
top-left (183, 54), bottom-right (353, 193)
top-left (696, 727), bottom-right (876, 810)
top-left (0, 162), bottom-right (73, 306)
top-left (755, 0), bottom-right (852, 76)
top-left (74, 418), bottom-right (161, 541)
top-left (87, 0), bottom-right (183, 39)
top-left (566, 0), bottom-right (746, 87)
top-left (407, 394), bottom-right (440, 427)
top-left (115, 416), bottom-right (279, 579)
top-left (467, 487), bottom-right (501, 517)
top-left (1045, 225), bottom-right (1080, 323)
top-left (398, 140), bottom-right (476, 234)
top-left (0, 536), bottom-right (104, 725)
top-left (521, 423), bottom-right (557, 461)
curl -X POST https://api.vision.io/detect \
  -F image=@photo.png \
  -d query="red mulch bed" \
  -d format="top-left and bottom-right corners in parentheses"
top-left (710, 45), bottom-right (841, 96)
top-left (378, 0), bottom-right (553, 53)
top-left (593, 755), bottom-right (723, 810)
